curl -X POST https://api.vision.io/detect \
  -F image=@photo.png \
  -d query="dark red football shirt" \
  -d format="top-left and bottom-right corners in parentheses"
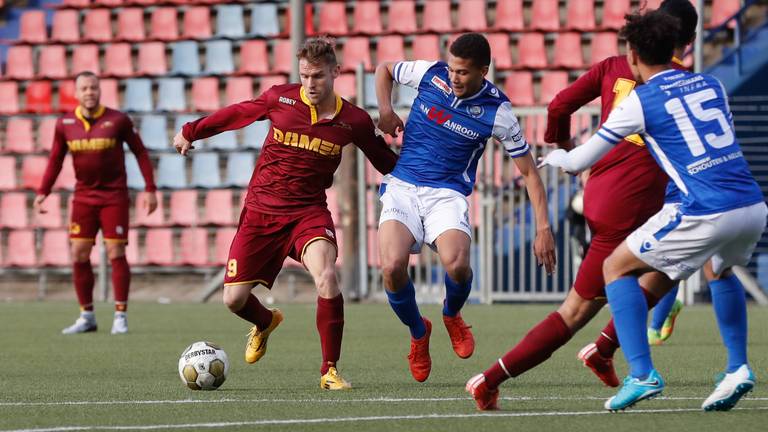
top-left (39, 106), bottom-right (156, 206)
top-left (545, 56), bottom-right (685, 232)
top-left (183, 84), bottom-right (398, 215)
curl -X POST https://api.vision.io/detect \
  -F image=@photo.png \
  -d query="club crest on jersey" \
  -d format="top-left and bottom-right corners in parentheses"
top-left (333, 121), bottom-right (352, 130)
top-left (430, 76), bottom-right (452, 95)
top-left (100, 121), bottom-right (113, 129)
top-left (489, 87), bottom-right (499, 98)
top-left (278, 96), bottom-right (297, 106)
top-left (467, 105), bottom-right (484, 118)
top-left (325, 229), bottom-right (335, 239)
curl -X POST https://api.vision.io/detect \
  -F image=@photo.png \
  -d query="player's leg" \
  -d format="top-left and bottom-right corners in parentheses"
top-left (62, 202), bottom-right (99, 334)
top-left (100, 201), bottom-right (130, 334)
top-left (648, 285), bottom-right (682, 345)
top-left (434, 229), bottom-right (475, 359)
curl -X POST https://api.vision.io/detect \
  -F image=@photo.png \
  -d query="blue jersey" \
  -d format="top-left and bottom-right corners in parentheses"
top-left (594, 69), bottom-right (763, 216)
top-left (390, 61), bottom-right (529, 195)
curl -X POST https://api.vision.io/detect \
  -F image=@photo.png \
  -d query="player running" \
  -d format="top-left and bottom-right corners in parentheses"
top-left (173, 37), bottom-right (397, 390)
top-left (375, 33), bottom-right (556, 383)
top-left (466, 1), bottom-right (697, 409)
top-left (35, 71), bottom-right (158, 335)
top-left (540, 10), bottom-right (766, 412)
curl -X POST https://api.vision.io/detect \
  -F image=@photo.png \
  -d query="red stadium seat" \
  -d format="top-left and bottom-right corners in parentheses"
top-left (191, 78), bottom-right (220, 112)
top-left (51, 9), bottom-right (81, 44)
top-left (335, 73), bottom-right (356, 101)
top-left (352, 1), bottom-right (382, 35)
top-left (457, 0), bottom-right (488, 32)
top-left (19, 10), bottom-right (47, 44)
top-left (169, 190), bottom-right (198, 226)
top-left (645, 0), bottom-right (663, 10)
top-left (493, 0), bottom-right (523, 31)
top-left (238, 40), bottom-right (269, 76)
top-left (104, 43), bottom-right (134, 78)
top-left (53, 155), bottom-right (76, 190)
top-left (412, 35), bottom-right (441, 61)
top-left (71, 45), bottom-right (101, 76)
top-left (553, 32), bottom-right (584, 69)
top-left (386, 0), bottom-right (417, 34)
top-left (40, 229), bottom-right (70, 267)
top-left (376, 35), bottom-right (405, 64)
top-left (601, 0), bottom-right (631, 30)
top-left (1, 192), bottom-right (28, 228)
top-left (25, 81), bottom-right (53, 114)
top-left (182, 7), bottom-right (213, 40)
top-left (516, 33), bottom-right (547, 69)
top-left (539, 71), bottom-right (569, 105)
top-left (225, 77), bottom-right (254, 105)
top-left (37, 46), bottom-right (68, 80)
top-left (487, 34), bottom-right (513, 70)
top-left (117, 8), bottom-right (146, 42)
top-left (272, 39), bottom-right (293, 75)
top-left (37, 117), bottom-right (58, 152)
top-left (0, 82), bottom-right (20, 115)
top-left (214, 227), bottom-right (236, 265)
top-left (180, 228), bottom-right (210, 266)
top-left (58, 80), bottom-right (79, 113)
top-left (137, 42), bottom-right (168, 76)
top-left (566, 0), bottom-right (596, 31)
top-left (341, 37), bottom-right (372, 72)
top-left (530, 0), bottom-right (560, 31)
top-left (284, 3), bottom-right (316, 37)
top-left (5, 46), bottom-right (34, 80)
top-left (203, 189), bottom-right (234, 226)
top-left (125, 228), bottom-right (139, 265)
top-left (34, 193), bottom-right (63, 229)
top-left (258, 75), bottom-right (288, 95)
top-left (318, 1), bottom-right (348, 36)
top-left (5, 230), bottom-right (36, 267)
top-left (134, 192), bottom-right (165, 227)
top-left (0, 156), bottom-right (17, 190)
top-left (144, 228), bottom-right (175, 266)
top-left (711, 0), bottom-right (741, 28)
top-left (590, 32), bottom-right (619, 65)
top-left (83, 9), bottom-right (113, 42)
top-left (422, 0), bottom-right (452, 33)
top-left (504, 71), bottom-right (534, 106)
top-left (4, 118), bottom-right (35, 153)
top-left (100, 79), bottom-right (120, 110)
top-left (61, 0), bottom-right (91, 7)
top-left (150, 7), bottom-right (179, 41)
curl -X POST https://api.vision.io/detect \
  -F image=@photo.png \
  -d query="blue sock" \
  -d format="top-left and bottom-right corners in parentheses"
top-left (650, 286), bottom-right (679, 331)
top-left (710, 274), bottom-right (748, 373)
top-left (386, 280), bottom-right (426, 339)
top-left (606, 276), bottom-right (654, 379)
top-left (443, 272), bottom-right (472, 317)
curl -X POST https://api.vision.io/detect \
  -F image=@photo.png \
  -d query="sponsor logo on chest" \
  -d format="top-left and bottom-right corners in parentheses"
top-left (430, 75), bottom-right (452, 96)
top-left (419, 103), bottom-right (481, 140)
top-left (279, 96), bottom-right (297, 106)
top-left (67, 138), bottom-right (117, 152)
top-left (272, 127), bottom-right (342, 156)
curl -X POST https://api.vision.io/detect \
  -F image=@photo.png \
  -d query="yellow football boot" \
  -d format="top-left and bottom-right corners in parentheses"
top-left (320, 366), bottom-right (352, 390)
top-left (244, 308), bottom-right (284, 364)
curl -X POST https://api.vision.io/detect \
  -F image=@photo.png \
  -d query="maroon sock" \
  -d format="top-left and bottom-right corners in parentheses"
top-left (595, 287), bottom-right (661, 357)
top-left (483, 312), bottom-right (572, 389)
top-left (234, 294), bottom-right (273, 329)
top-left (110, 256), bottom-right (130, 312)
top-left (73, 261), bottom-right (95, 311)
top-left (316, 293), bottom-right (344, 375)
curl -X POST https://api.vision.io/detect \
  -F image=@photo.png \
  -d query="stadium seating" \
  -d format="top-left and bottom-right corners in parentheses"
top-left (104, 43), bottom-right (135, 78)
top-left (203, 189), bottom-right (234, 226)
top-left (150, 7), bottom-right (180, 41)
top-left (19, 10), bottom-right (47, 44)
top-left (100, 79), bottom-right (120, 110)
top-left (422, 0), bottom-right (452, 33)
top-left (493, 0), bottom-right (524, 31)
top-left (191, 153), bottom-right (221, 188)
top-left (504, 71), bottom-right (535, 106)
top-left (335, 73), bottom-right (357, 101)
top-left (214, 227), bottom-right (237, 264)
top-left (238, 40), bottom-right (270, 76)
top-left (318, 1), bottom-right (349, 36)
top-left (362, 73), bottom-right (377, 108)
top-left (530, 0), bottom-right (560, 31)
top-left (352, 1), bottom-right (382, 35)
top-left (191, 77), bottom-right (220, 112)
top-left (34, 193), bottom-right (63, 229)
top-left (710, 0), bottom-right (741, 27)
top-left (182, 6), bottom-right (213, 40)
top-left (208, 130), bottom-right (237, 151)
top-left (553, 33), bottom-right (585, 69)
top-left (258, 74), bottom-right (288, 91)
top-left (53, 155), bottom-right (76, 190)
top-left (117, 8), bottom-right (147, 42)
top-left (215, 5), bottom-right (246, 39)
top-left (139, 115), bottom-right (169, 151)
top-left (6, 46), bottom-right (34, 80)
top-left (386, 0), bottom-right (417, 34)
top-left (157, 78), bottom-right (186, 112)
top-left (225, 152), bottom-right (255, 187)
top-left (155, 154), bottom-right (187, 189)
top-left (137, 42), bottom-right (168, 76)
top-left (225, 77), bottom-right (254, 105)
top-left (395, 84), bottom-right (417, 108)
top-left (590, 32), bottom-right (619, 65)
top-left (539, 71), bottom-right (570, 105)
top-left (169, 189), bottom-right (198, 226)
top-left (516, 33), bottom-right (547, 69)
top-left (170, 41), bottom-right (201, 76)
top-left (342, 37), bottom-right (372, 72)
top-left (204, 40), bottom-right (235, 75)
top-left (242, 121), bottom-right (270, 149)
top-left (83, 9), bottom-right (113, 43)
top-left (411, 35), bottom-right (441, 61)
top-left (566, 0), bottom-right (596, 31)
top-left (0, 82), bottom-right (20, 115)
top-left (25, 81), bottom-right (54, 114)
top-left (125, 154), bottom-right (146, 190)
top-left (51, 9), bottom-right (80, 44)
top-left (1, 192), bottom-right (28, 228)
top-left (457, 0), bottom-right (488, 32)
top-left (180, 227), bottom-right (210, 266)
top-left (72, 45), bottom-right (101, 76)
top-left (376, 35), bottom-right (405, 65)
top-left (37, 117), bottom-right (57, 152)
top-left (273, 39), bottom-right (294, 75)
top-left (0, 156), bottom-right (17, 190)
top-left (123, 79), bottom-right (153, 112)
top-left (134, 192), bottom-right (165, 227)
top-left (144, 228), bottom-right (175, 265)
top-left (602, 0), bottom-right (631, 30)
top-left (58, 81), bottom-right (79, 113)
top-left (5, 230), bottom-right (36, 267)
top-left (4, 117), bottom-right (35, 154)
top-left (487, 34), bottom-right (513, 70)
top-left (248, 3), bottom-right (280, 37)
top-left (40, 229), bottom-right (70, 267)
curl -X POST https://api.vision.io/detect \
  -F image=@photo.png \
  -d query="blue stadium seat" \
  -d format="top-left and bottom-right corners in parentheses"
top-left (249, 3), bottom-right (280, 37)
top-left (204, 40), bottom-right (234, 75)
top-left (363, 73), bottom-right (377, 108)
top-left (243, 120), bottom-right (271, 149)
top-left (225, 152), bottom-right (255, 187)
top-left (208, 130), bottom-right (238, 150)
top-left (157, 78), bottom-right (187, 112)
top-left (171, 41), bottom-right (201, 76)
top-left (156, 154), bottom-right (188, 189)
top-left (123, 79), bottom-right (153, 112)
top-left (396, 84), bottom-right (418, 108)
top-left (139, 115), bottom-right (169, 151)
top-left (191, 153), bottom-right (222, 188)
top-left (124, 153), bottom-right (146, 190)
top-left (215, 5), bottom-right (246, 39)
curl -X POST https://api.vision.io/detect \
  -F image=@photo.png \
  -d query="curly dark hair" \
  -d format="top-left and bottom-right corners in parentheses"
top-left (297, 36), bottom-right (338, 66)
top-left (659, 0), bottom-right (699, 48)
top-left (620, 10), bottom-right (681, 66)
top-left (449, 33), bottom-right (491, 68)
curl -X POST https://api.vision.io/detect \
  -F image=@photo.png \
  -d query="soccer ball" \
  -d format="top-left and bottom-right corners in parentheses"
top-left (178, 341), bottom-right (229, 390)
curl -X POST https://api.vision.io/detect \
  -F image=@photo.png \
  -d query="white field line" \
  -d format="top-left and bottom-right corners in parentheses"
top-left (1, 395), bottom-right (768, 407)
top-left (3, 407), bottom-right (768, 432)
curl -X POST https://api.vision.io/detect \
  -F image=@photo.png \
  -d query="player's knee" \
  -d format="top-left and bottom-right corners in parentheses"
top-left (381, 255), bottom-right (409, 283)
top-left (70, 243), bottom-right (92, 263)
top-left (314, 266), bottom-right (339, 297)
top-left (106, 244), bottom-right (126, 260)
top-left (602, 255), bottom-right (621, 284)
top-left (445, 260), bottom-right (471, 284)
top-left (222, 288), bottom-right (247, 312)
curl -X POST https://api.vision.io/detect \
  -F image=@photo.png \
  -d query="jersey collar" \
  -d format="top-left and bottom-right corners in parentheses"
top-left (647, 68), bottom-right (679, 82)
top-left (671, 56), bottom-right (684, 66)
top-left (451, 82), bottom-right (488, 109)
top-left (299, 87), bottom-right (343, 125)
top-left (75, 105), bottom-right (106, 132)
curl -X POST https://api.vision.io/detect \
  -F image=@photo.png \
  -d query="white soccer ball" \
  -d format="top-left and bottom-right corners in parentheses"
top-left (178, 341), bottom-right (229, 390)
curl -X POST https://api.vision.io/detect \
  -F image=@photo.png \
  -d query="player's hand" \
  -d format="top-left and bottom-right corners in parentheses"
top-left (534, 226), bottom-right (557, 274)
top-left (173, 131), bottom-right (194, 156)
top-left (378, 109), bottom-right (404, 138)
top-left (144, 191), bottom-right (158, 215)
top-left (536, 149), bottom-right (567, 169)
top-left (33, 194), bottom-right (48, 215)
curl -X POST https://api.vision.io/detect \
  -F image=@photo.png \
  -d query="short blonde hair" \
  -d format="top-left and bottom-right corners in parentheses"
top-left (296, 36), bottom-right (338, 66)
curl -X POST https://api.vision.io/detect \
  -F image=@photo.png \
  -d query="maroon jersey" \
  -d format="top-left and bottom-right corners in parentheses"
top-left (545, 56), bottom-right (685, 232)
top-left (39, 106), bottom-right (156, 205)
top-left (183, 84), bottom-right (398, 215)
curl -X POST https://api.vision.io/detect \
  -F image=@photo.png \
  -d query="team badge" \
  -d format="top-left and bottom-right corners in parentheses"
top-left (325, 229), bottom-right (335, 239)
top-left (101, 121), bottom-right (113, 129)
top-left (116, 225), bottom-right (124, 235)
top-left (69, 222), bottom-right (81, 235)
top-left (489, 87), bottom-right (499, 98)
top-left (467, 105), bottom-right (484, 118)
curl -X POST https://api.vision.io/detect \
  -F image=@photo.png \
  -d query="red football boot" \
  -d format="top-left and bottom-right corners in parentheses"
top-left (408, 318), bottom-right (432, 382)
top-left (577, 342), bottom-right (620, 387)
top-left (443, 312), bottom-right (475, 359)
top-left (466, 373), bottom-right (500, 410)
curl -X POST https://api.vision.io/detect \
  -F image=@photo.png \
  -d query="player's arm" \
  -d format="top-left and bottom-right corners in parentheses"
top-left (35, 120), bottom-right (68, 214)
top-left (541, 91), bottom-right (645, 173)
top-left (493, 102), bottom-right (556, 273)
top-left (375, 60), bottom-right (434, 137)
top-left (354, 115), bottom-right (399, 175)
top-left (124, 117), bottom-right (158, 215)
top-left (545, 61), bottom-right (605, 150)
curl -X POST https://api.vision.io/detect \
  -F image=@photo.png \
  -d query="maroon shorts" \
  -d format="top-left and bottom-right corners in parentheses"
top-left (572, 218), bottom-right (636, 300)
top-left (69, 200), bottom-right (130, 244)
top-left (223, 206), bottom-right (337, 288)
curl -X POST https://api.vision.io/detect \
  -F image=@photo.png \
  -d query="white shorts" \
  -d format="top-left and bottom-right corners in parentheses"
top-left (378, 176), bottom-right (471, 254)
top-left (627, 202), bottom-right (768, 280)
